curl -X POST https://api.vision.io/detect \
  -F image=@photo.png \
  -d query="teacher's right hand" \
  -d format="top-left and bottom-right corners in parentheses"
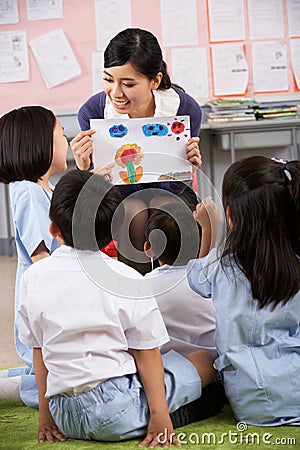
top-left (70, 129), bottom-right (96, 170)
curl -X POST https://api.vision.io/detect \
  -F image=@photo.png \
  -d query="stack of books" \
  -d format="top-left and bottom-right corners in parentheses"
top-left (205, 98), bottom-right (300, 124)
top-left (253, 101), bottom-right (300, 120)
top-left (205, 98), bottom-right (257, 123)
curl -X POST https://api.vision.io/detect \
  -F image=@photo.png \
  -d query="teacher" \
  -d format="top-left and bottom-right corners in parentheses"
top-left (71, 28), bottom-right (202, 274)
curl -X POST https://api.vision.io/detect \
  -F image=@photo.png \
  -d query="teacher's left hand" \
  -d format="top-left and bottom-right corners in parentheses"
top-left (186, 137), bottom-right (202, 167)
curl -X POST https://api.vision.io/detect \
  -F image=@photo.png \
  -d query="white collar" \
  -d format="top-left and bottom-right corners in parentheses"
top-left (104, 88), bottom-right (180, 119)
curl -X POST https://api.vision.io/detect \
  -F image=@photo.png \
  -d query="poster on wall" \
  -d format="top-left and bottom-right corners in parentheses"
top-left (211, 43), bottom-right (248, 96)
top-left (252, 41), bottom-right (288, 92)
top-left (95, 0), bottom-right (131, 50)
top-left (26, 0), bottom-right (63, 21)
top-left (0, 30), bottom-right (29, 83)
top-left (90, 116), bottom-right (192, 185)
top-left (30, 28), bottom-right (81, 88)
top-left (0, 0), bottom-right (19, 24)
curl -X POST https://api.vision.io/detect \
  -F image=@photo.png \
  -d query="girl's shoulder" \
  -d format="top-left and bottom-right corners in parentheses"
top-left (10, 181), bottom-right (48, 207)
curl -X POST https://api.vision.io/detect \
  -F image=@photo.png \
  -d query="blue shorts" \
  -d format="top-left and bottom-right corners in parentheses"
top-left (49, 350), bottom-right (201, 441)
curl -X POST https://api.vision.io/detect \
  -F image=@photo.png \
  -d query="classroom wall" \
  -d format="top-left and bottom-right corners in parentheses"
top-left (1, 0), bottom-right (299, 117)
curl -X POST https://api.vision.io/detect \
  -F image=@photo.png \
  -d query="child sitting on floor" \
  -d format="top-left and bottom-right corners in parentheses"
top-left (144, 199), bottom-right (218, 357)
top-left (18, 169), bottom-right (217, 444)
top-left (188, 156), bottom-right (300, 426)
top-left (144, 199), bottom-right (226, 424)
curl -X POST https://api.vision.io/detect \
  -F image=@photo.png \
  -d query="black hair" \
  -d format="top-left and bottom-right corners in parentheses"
top-left (222, 155), bottom-right (300, 309)
top-left (0, 106), bottom-right (55, 183)
top-left (145, 201), bottom-right (201, 266)
top-left (50, 170), bottom-right (123, 251)
top-left (104, 28), bottom-right (172, 90)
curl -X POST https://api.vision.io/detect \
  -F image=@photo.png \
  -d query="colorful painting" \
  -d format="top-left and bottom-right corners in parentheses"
top-left (115, 143), bottom-right (144, 184)
top-left (142, 123), bottom-right (168, 137)
top-left (109, 124), bottom-right (128, 138)
top-left (90, 115), bottom-right (191, 185)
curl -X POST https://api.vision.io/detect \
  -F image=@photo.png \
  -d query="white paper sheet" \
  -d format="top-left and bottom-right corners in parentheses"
top-left (92, 52), bottom-right (103, 95)
top-left (0, 0), bottom-right (19, 24)
top-left (248, 0), bottom-right (284, 39)
top-left (161, 0), bottom-right (198, 47)
top-left (211, 43), bottom-right (248, 96)
top-left (171, 47), bottom-right (209, 99)
top-left (26, 0), bottom-right (63, 21)
top-left (252, 42), bottom-right (288, 92)
top-left (290, 38), bottom-right (300, 89)
top-left (90, 116), bottom-right (192, 185)
top-left (207, 0), bottom-right (245, 42)
top-left (29, 29), bottom-right (81, 89)
top-left (0, 30), bottom-right (29, 83)
top-left (94, 0), bottom-right (131, 51)
top-left (287, 0), bottom-right (300, 37)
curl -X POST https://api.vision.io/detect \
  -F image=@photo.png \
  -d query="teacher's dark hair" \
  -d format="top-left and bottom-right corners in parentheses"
top-left (104, 28), bottom-right (172, 89)
top-left (0, 106), bottom-right (55, 183)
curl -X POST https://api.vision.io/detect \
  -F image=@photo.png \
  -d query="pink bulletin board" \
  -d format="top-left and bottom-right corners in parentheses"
top-left (0, 0), bottom-right (299, 117)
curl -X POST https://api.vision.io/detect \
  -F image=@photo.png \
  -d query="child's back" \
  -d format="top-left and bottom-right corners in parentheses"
top-left (20, 245), bottom-right (165, 398)
top-left (145, 264), bottom-right (216, 357)
top-left (188, 156), bottom-right (300, 426)
top-left (144, 202), bottom-right (217, 357)
top-left (189, 247), bottom-right (300, 425)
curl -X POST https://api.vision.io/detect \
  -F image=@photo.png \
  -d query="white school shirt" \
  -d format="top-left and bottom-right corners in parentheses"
top-left (18, 246), bottom-right (169, 397)
top-left (144, 264), bottom-right (217, 357)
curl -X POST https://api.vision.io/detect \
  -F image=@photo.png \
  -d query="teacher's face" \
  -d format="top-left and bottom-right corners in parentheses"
top-left (103, 62), bottom-right (161, 118)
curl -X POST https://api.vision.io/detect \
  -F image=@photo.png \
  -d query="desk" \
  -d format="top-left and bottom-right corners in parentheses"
top-left (202, 117), bottom-right (300, 187)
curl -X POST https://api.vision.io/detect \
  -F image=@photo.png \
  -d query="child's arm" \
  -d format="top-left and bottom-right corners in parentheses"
top-left (193, 197), bottom-right (220, 258)
top-left (33, 348), bottom-right (66, 443)
top-left (132, 348), bottom-right (180, 448)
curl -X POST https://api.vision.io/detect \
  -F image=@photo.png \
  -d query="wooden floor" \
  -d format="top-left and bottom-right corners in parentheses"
top-left (0, 254), bottom-right (24, 368)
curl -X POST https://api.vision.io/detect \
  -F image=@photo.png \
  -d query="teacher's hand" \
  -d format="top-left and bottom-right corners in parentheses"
top-left (186, 137), bottom-right (202, 168)
top-left (70, 129), bottom-right (96, 170)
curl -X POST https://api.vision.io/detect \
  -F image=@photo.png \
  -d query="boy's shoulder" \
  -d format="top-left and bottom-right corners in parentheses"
top-left (145, 264), bottom-right (188, 279)
top-left (103, 254), bottom-right (144, 280)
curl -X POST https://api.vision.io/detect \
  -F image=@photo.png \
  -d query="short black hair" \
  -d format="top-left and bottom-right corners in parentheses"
top-left (145, 201), bottom-right (201, 266)
top-left (50, 170), bottom-right (123, 251)
top-left (0, 106), bottom-right (55, 183)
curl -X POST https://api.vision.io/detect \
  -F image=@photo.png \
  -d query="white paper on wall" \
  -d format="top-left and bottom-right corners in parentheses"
top-left (95, 0), bottom-right (131, 51)
top-left (161, 0), bottom-right (198, 47)
top-left (208, 0), bottom-right (245, 42)
top-left (30, 28), bottom-right (81, 89)
top-left (0, 30), bottom-right (29, 83)
top-left (92, 52), bottom-right (103, 94)
top-left (290, 38), bottom-right (300, 89)
top-left (287, 0), bottom-right (300, 37)
top-left (248, 0), bottom-right (284, 39)
top-left (91, 116), bottom-right (192, 185)
top-left (172, 47), bottom-right (209, 99)
top-left (0, 0), bottom-right (19, 24)
top-left (211, 43), bottom-right (248, 96)
top-left (26, 0), bottom-right (63, 21)
top-left (252, 41), bottom-right (288, 92)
